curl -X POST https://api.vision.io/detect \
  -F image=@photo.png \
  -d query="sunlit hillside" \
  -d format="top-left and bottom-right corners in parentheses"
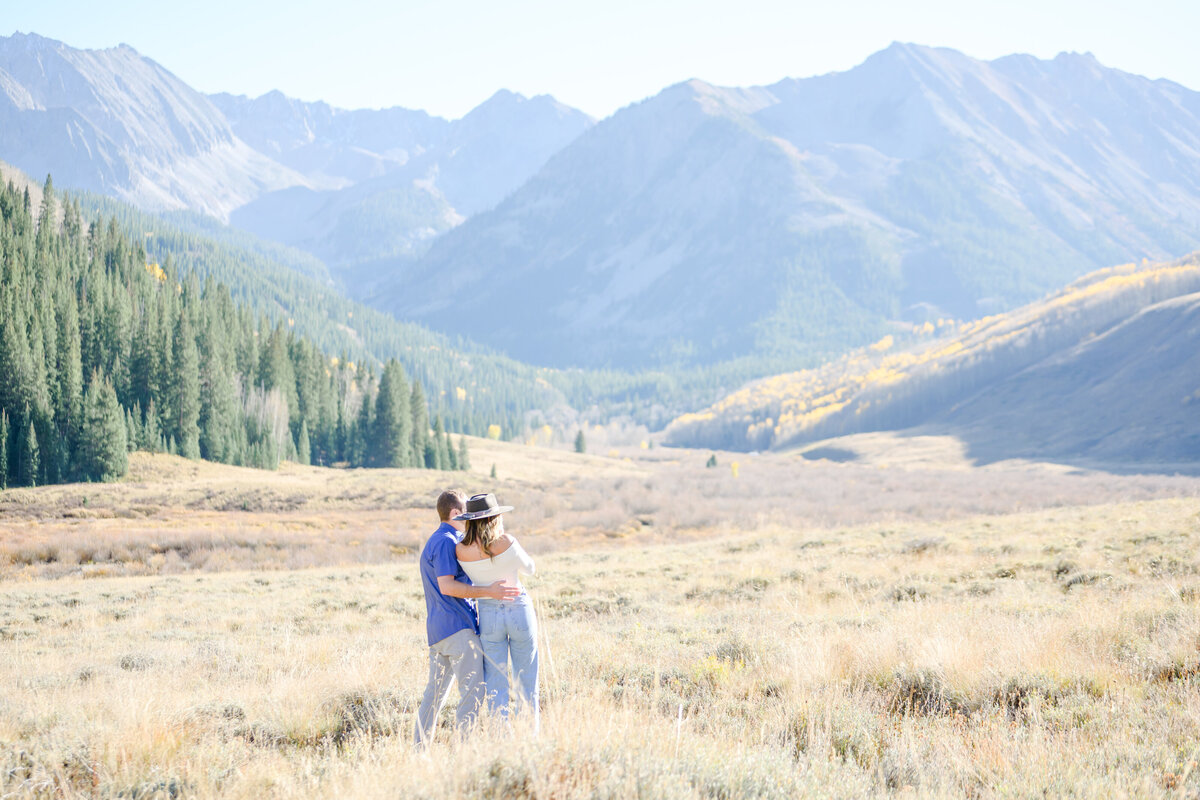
top-left (665, 255), bottom-right (1200, 466)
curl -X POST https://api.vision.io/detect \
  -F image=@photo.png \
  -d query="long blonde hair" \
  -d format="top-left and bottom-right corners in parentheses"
top-left (462, 514), bottom-right (503, 558)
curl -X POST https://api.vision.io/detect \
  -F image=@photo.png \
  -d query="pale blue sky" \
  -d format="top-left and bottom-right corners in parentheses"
top-left (8, 0), bottom-right (1198, 119)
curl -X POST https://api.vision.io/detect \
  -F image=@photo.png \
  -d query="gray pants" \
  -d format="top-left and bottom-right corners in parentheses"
top-left (413, 628), bottom-right (485, 745)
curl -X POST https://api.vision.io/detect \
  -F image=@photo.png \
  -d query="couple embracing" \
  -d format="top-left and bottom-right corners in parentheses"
top-left (413, 490), bottom-right (540, 745)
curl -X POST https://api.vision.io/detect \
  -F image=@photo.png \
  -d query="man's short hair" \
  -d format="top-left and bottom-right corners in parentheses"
top-left (437, 490), bottom-right (466, 521)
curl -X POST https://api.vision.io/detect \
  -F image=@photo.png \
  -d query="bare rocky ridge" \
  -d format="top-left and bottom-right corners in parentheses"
top-left (0, 32), bottom-right (308, 218)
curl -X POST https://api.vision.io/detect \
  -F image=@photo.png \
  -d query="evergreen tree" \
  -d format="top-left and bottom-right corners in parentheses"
top-left (171, 314), bottom-right (201, 459)
top-left (423, 438), bottom-right (438, 470)
top-left (411, 381), bottom-right (430, 468)
top-left (291, 339), bottom-right (322, 446)
top-left (371, 360), bottom-right (411, 467)
top-left (26, 314), bottom-right (54, 436)
top-left (124, 407), bottom-right (137, 452)
top-left (334, 395), bottom-right (348, 464)
top-left (352, 391), bottom-right (372, 467)
top-left (446, 434), bottom-right (459, 471)
top-left (0, 410), bottom-right (8, 489)
top-left (490, 463), bottom-right (497, 480)
top-left (259, 327), bottom-right (299, 428)
top-left (312, 355), bottom-right (337, 465)
top-left (198, 303), bottom-right (238, 463)
top-left (432, 416), bottom-right (448, 471)
top-left (55, 291), bottom-right (83, 461)
top-left (456, 435), bottom-right (470, 472)
top-left (142, 399), bottom-right (161, 452)
top-left (0, 314), bottom-right (38, 424)
top-left (128, 298), bottom-right (160, 415)
top-left (297, 419), bottom-right (311, 466)
top-left (18, 418), bottom-right (39, 488)
top-left (78, 372), bottom-right (128, 482)
top-left (35, 174), bottom-right (55, 251)
top-left (575, 429), bottom-right (586, 453)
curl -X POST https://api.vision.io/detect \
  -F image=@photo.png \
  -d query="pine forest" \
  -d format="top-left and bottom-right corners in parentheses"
top-left (0, 176), bottom-right (469, 487)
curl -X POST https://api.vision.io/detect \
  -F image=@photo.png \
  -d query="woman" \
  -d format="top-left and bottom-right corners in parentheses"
top-left (455, 492), bottom-right (539, 732)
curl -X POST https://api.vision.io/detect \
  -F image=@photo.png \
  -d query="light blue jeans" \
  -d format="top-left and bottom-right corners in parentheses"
top-left (476, 593), bottom-right (539, 733)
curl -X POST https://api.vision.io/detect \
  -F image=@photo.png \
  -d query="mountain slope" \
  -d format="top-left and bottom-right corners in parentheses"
top-left (376, 80), bottom-right (891, 368)
top-left (0, 33), bottom-right (307, 217)
top-left (372, 44), bottom-right (1200, 369)
top-left (664, 255), bottom-right (1200, 467)
top-left (935, 290), bottom-right (1200, 464)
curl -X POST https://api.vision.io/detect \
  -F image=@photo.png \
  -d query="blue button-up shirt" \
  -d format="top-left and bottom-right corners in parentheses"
top-left (418, 522), bottom-right (478, 646)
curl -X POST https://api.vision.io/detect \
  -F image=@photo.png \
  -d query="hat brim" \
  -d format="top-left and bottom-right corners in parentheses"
top-left (453, 505), bottom-right (513, 521)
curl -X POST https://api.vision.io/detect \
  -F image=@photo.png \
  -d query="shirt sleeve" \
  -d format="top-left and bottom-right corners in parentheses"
top-left (430, 535), bottom-right (460, 579)
top-left (510, 539), bottom-right (536, 576)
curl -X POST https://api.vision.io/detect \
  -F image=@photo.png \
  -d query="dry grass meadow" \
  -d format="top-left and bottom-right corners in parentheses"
top-left (2, 434), bottom-right (1200, 798)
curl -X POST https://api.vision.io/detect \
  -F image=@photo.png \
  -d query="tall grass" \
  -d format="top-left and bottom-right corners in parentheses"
top-left (2, 497), bottom-right (1198, 797)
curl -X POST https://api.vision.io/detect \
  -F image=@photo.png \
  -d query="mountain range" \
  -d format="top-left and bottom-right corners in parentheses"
top-left (380, 43), bottom-right (1200, 368)
top-left (0, 32), bottom-right (592, 274)
top-left (217, 89), bottom-right (592, 277)
top-left (4, 33), bottom-right (1200, 375)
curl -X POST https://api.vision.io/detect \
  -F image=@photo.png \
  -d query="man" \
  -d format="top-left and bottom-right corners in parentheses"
top-left (414, 489), bottom-right (520, 745)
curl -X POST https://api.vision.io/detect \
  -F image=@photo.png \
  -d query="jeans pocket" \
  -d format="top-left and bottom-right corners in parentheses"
top-left (510, 604), bottom-right (538, 642)
top-left (478, 607), bottom-right (505, 641)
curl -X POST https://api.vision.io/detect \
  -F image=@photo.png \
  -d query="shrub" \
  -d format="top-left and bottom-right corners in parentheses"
top-left (881, 667), bottom-right (968, 716)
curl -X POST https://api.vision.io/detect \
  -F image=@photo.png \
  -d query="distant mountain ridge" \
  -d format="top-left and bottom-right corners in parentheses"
top-left (374, 44), bottom-right (1200, 368)
top-left (219, 88), bottom-right (593, 278)
top-left (0, 32), bottom-right (306, 218)
top-left (0, 32), bottom-right (593, 264)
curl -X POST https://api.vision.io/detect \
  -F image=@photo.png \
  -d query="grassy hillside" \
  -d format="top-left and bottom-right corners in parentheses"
top-left (665, 255), bottom-right (1200, 466)
top-left (1, 449), bottom-right (1198, 795)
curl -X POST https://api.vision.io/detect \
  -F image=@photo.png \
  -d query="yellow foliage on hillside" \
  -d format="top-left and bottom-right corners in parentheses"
top-left (666, 257), bottom-right (1200, 451)
top-left (869, 335), bottom-right (894, 352)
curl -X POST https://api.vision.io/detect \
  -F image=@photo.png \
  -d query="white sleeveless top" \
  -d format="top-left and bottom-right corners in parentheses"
top-left (457, 540), bottom-right (536, 591)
